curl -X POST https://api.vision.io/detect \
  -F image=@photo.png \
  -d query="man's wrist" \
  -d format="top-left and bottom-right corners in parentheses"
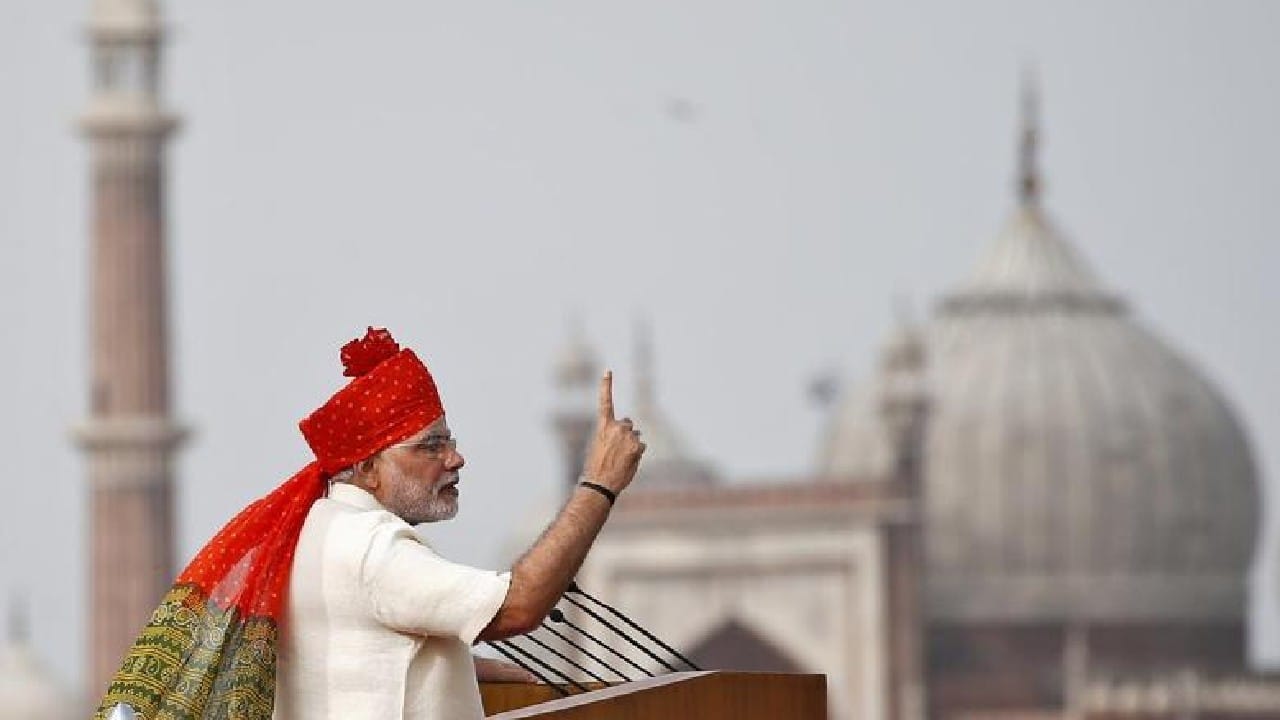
top-left (577, 477), bottom-right (618, 506)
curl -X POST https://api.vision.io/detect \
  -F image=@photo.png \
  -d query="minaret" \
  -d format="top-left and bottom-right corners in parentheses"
top-left (75, 0), bottom-right (187, 699)
top-left (7, 593), bottom-right (28, 648)
top-left (634, 317), bottom-right (656, 418)
top-left (630, 318), bottom-right (714, 486)
top-left (878, 319), bottom-right (929, 720)
top-left (551, 319), bottom-right (599, 495)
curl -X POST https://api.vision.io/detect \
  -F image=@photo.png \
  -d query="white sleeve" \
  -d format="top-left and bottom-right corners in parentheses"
top-left (362, 522), bottom-right (511, 644)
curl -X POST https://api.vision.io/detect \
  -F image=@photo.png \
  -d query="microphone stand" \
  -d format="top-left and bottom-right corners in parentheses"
top-left (540, 617), bottom-right (633, 682)
top-left (484, 640), bottom-right (573, 696)
top-left (561, 592), bottom-right (681, 673)
top-left (521, 631), bottom-right (610, 684)
top-left (497, 638), bottom-right (590, 693)
top-left (549, 608), bottom-right (654, 677)
top-left (569, 582), bottom-right (702, 671)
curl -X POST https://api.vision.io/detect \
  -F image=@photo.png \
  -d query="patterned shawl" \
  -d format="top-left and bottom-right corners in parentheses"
top-left (95, 328), bottom-right (444, 719)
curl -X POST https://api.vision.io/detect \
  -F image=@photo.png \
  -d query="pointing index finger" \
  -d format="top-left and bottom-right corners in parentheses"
top-left (599, 370), bottom-right (615, 423)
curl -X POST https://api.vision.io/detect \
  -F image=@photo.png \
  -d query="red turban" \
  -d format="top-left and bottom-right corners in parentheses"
top-left (96, 327), bottom-right (442, 720)
top-left (302, 327), bottom-right (445, 474)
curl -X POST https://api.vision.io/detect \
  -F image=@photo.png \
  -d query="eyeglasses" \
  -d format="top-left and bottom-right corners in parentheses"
top-left (386, 434), bottom-right (458, 459)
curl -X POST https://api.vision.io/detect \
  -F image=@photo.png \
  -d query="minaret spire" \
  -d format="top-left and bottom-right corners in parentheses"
top-left (551, 315), bottom-right (599, 495)
top-left (78, 0), bottom-right (187, 699)
top-left (1017, 67), bottom-right (1042, 206)
top-left (634, 316), bottom-right (656, 415)
top-left (8, 592), bottom-right (28, 645)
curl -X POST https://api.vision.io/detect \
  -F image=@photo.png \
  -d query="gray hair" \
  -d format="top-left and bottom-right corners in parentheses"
top-left (328, 450), bottom-right (386, 492)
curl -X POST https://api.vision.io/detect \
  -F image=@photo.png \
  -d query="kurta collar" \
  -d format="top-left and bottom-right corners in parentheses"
top-left (328, 482), bottom-right (388, 512)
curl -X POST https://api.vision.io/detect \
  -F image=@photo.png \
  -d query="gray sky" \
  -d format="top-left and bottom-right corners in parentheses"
top-left (2, 0), bottom-right (1278, 691)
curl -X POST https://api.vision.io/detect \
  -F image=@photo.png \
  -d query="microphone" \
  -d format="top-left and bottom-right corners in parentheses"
top-left (540, 613), bottom-right (632, 682)
top-left (483, 640), bottom-right (571, 696)
top-left (548, 607), bottom-right (653, 678)
top-left (561, 590), bottom-right (682, 673)
top-left (568, 582), bottom-right (701, 671)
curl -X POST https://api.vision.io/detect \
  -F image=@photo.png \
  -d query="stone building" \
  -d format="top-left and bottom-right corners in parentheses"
top-left (543, 310), bottom-right (926, 719)
top-left (556, 84), bottom-right (1276, 719)
top-left (49, 1), bottom-right (1277, 715)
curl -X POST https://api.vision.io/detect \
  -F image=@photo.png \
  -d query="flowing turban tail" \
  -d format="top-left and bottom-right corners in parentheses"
top-left (96, 328), bottom-right (444, 720)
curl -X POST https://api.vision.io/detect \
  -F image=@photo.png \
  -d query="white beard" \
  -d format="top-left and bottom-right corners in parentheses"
top-left (384, 462), bottom-right (459, 524)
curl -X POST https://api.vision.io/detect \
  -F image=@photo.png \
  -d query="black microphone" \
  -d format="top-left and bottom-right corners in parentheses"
top-left (541, 611), bottom-right (633, 682)
top-left (568, 582), bottom-right (702, 671)
top-left (496, 638), bottom-right (590, 693)
top-left (548, 607), bottom-right (653, 678)
top-left (561, 591), bottom-right (681, 673)
top-left (483, 641), bottom-right (569, 696)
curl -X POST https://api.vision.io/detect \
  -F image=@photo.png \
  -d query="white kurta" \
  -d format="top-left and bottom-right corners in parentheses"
top-left (273, 483), bottom-right (511, 720)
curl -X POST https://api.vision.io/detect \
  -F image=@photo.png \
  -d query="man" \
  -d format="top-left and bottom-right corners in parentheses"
top-left (95, 328), bottom-right (645, 720)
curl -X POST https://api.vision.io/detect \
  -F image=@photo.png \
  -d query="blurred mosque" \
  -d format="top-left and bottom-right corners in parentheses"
top-left (0, 602), bottom-right (75, 720)
top-left (3, 0), bottom-right (1278, 718)
top-left (547, 86), bottom-right (1280, 720)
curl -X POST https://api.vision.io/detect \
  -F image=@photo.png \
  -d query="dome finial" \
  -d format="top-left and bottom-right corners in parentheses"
top-left (1017, 66), bottom-right (1042, 206)
top-left (892, 293), bottom-right (917, 329)
top-left (7, 591), bottom-right (27, 645)
top-left (634, 315), bottom-right (656, 412)
top-left (552, 310), bottom-right (598, 391)
top-left (567, 309), bottom-right (585, 345)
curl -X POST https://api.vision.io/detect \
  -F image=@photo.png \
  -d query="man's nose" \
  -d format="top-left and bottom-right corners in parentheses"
top-left (445, 449), bottom-right (465, 471)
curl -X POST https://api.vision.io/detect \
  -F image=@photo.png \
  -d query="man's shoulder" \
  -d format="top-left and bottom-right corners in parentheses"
top-left (306, 496), bottom-right (428, 555)
top-left (310, 496), bottom-right (411, 532)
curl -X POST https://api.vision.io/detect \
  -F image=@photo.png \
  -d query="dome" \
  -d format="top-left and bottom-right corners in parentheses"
top-left (0, 606), bottom-right (74, 720)
top-left (820, 99), bottom-right (1259, 623)
top-left (0, 646), bottom-right (72, 720)
top-left (818, 324), bottom-right (921, 481)
top-left (632, 403), bottom-right (716, 487)
top-left (631, 321), bottom-right (716, 487)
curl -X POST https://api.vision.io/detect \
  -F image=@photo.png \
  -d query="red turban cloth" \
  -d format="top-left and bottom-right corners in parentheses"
top-left (95, 327), bottom-right (444, 720)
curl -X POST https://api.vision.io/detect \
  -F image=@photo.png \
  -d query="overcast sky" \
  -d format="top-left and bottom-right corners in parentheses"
top-left (1, 0), bottom-right (1278, 692)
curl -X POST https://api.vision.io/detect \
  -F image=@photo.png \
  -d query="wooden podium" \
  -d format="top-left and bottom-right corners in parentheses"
top-left (481, 671), bottom-right (826, 719)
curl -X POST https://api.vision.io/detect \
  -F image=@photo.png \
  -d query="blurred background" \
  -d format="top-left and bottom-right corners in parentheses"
top-left (1, 1), bottom-right (1279, 718)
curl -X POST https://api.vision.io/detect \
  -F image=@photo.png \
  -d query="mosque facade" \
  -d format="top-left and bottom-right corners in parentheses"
top-left (558, 86), bottom-right (1278, 719)
top-left (0, 0), bottom-right (1274, 717)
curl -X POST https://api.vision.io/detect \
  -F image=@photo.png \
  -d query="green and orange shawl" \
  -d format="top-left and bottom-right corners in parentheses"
top-left (95, 328), bottom-right (445, 720)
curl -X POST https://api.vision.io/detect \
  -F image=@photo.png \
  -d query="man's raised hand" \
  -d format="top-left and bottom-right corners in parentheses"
top-left (583, 370), bottom-right (646, 495)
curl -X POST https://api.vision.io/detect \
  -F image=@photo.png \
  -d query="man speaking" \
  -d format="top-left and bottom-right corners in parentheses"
top-left (95, 327), bottom-right (646, 720)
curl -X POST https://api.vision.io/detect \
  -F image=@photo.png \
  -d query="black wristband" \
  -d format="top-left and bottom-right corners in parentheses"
top-left (578, 480), bottom-right (617, 506)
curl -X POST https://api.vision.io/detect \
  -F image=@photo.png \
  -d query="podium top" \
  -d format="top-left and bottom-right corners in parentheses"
top-left (484, 670), bottom-right (826, 720)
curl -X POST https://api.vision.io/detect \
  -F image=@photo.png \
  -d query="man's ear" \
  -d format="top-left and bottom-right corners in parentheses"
top-left (357, 457), bottom-right (378, 489)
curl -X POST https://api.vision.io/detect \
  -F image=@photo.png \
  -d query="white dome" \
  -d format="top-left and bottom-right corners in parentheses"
top-left (0, 642), bottom-right (73, 720)
top-left (631, 322), bottom-right (716, 487)
top-left (632, 403), bottom-right (716, 487)
top-left (821, 203), bottom-right (1259, 623)
top-left (817, 341), bottom-right (904, 482)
